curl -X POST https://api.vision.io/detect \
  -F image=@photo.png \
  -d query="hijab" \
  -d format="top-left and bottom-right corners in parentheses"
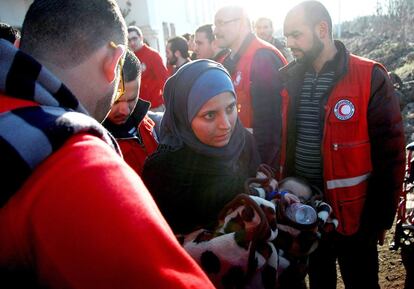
top-left (160, 59), bottom-right (245, 163)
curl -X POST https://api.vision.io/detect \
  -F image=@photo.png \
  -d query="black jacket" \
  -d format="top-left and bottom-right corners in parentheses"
top-left (142, 130), bottom-right (260, 234)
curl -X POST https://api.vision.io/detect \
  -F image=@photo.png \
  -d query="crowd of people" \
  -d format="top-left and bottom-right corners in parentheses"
top-left (0, 0), bottom-right (411, 288)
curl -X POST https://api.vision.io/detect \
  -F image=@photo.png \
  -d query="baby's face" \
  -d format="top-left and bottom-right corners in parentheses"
top-left (279, 178), bottom-right (312, 203)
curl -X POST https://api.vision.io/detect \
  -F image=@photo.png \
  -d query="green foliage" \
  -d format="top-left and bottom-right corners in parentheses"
top-left (341, 0), bottom-right (414, 43)
top-left (395, 61), bottom-right (414, 80)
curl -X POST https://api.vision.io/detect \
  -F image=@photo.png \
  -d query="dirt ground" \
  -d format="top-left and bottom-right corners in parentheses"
top-left (335, 225), bottom-right (406, 289)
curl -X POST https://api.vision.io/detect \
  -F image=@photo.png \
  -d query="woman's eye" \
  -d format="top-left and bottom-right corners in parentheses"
top-left (226, 103), bottom-right (236, 114)
top-left (203, 112), bottom-right (215, 120)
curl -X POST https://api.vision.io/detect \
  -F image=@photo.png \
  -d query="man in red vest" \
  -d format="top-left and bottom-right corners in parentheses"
top-left (128, 26), bottom-right (168, 111)
top-left (280, 1), bottom-right (405, 289)
top-left (214, 6), bottom-right (287, 169)
top-left (103, 49), bottom-right (158, 175)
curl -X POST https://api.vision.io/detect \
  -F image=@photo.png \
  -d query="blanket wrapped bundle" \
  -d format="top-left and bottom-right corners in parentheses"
top-left (180, 194), bottom-right (279, 289)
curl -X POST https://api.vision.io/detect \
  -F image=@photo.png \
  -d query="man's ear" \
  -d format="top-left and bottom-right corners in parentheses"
top-left (103, 44), bottom-right (126, 83)
top-left (317, 20), bottom-right (329, 39)
top-left (174, 50), bottom-right (181, 59)
top-left (14, 38), bottom-right (20, 48)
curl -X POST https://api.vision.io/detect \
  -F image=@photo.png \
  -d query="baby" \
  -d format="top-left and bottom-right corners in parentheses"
top-left (247, 167), bottom-right (338, 288)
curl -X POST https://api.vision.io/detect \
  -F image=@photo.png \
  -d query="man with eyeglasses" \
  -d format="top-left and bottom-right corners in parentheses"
top-left (214, 5), bottom-right (288, 171)
top-left (0, 1), bottom-right (217, 288)
top-left (128, 26), bottom-right (168, 112)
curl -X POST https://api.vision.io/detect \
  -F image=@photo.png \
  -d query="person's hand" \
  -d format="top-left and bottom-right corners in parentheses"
top-left (377, 229), bottom-right (387, 246)
top-left (282, 191), bottom-right (301, 204)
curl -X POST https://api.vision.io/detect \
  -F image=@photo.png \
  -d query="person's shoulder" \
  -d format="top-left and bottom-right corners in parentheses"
top-left (242, 129), bottom-right (259, 152)
top-left (23, 132), bottom-right (146, 207)
top-left (144, 145), bottom-right (177, 166)
top-left (349, 53), bottom-right (381, 69)
top-left (142, 145), bottom-right (191, 183)
top-left (144, 44), bottom-right (162, 56)
top-left (243, 128), bottom-right (255, 141)
top-left (46, 133), bottom-right (135, 179)
top-left (253, 46), bottom-right (285, 67)
top-left (145, 145), bottom-right (199, 170)
top-left (349, 54), bottom-right (389, 79)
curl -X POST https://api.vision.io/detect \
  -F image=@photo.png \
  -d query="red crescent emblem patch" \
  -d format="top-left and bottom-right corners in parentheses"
top-left (334, 99), bottom-right (355, 120)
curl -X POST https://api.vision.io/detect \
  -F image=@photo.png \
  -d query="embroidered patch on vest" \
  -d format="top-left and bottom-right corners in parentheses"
top-left (141, 63), bottom-right (147, 72)
top-left (334, 99), bottom-right (355, 121)
top-left (233, 71), bottom-right (242, 86)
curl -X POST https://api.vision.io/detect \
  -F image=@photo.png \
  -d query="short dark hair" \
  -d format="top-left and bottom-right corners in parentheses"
top-left (181, 33), bottom-right (191, 41)
top-left (0, 22), bottom-right (20, 43)
top-left (255, 17), bottom-right (273, 29)
top-left (195, 24), bottom-right (214, 43)
top-left (300, 1), bottom-right (332, 37)
top-left (20, 0), bottom-right (127, 68)
top-left (168, 36), bottom-right (189, 58)
top-left (123, 49), bottom-right (141, 83)
top-left (127, 25), bottom-right (143, 38)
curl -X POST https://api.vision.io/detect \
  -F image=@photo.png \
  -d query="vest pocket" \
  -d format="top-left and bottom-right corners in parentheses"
top-left (330, 140), bottom-right (372, 178)
top-left (335, 185), bottom-right (367, 235)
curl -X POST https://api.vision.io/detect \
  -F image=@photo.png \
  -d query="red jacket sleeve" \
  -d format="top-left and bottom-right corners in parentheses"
top-left (0, 133), bottom-right (214, 289)
top-left (117, 116), bottom-right (158, 175)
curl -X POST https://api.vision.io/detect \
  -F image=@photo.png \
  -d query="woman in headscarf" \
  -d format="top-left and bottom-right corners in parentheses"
top-left (142, 59), bottom-right (261, 234)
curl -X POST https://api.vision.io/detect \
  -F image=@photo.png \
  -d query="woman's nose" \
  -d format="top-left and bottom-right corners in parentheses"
top-left (218, 114), bottom-right (231, 129)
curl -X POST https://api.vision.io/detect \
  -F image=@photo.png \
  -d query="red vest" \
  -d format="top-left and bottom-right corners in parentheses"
top-left (231, 37), bottom-right (287, 128)
top-left (322, 55), bottom-right (378, 235)
top-left (117, 116), bottom-right (158, 175)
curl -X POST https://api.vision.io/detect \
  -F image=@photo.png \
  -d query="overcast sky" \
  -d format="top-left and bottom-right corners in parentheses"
top-left (217, 0), bottom-right (381, 31)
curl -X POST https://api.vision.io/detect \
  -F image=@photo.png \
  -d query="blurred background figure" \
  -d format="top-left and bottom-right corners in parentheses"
top-left (182, 32), bottom-right (197, 60)
top-left (254, 17), bottom-right (292, 61)
top-left (194, 24), bottom-right (229, 62)
top-left (166, 36), bottom-right (191, 75)
top-left (127, 26), bottom-right (168, 112)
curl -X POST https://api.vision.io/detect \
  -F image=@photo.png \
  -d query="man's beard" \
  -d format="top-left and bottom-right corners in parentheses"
top-left (298, 34), bottom-right (324, 65)
top-left (168, 55), bottom-right (177, 66)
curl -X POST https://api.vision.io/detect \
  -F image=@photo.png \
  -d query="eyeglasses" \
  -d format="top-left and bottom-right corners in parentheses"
top-left (109, 41), bottom-right (125, 102)
top-left (128, 36), bottom-right (139, 42)
top-left (214, 18), bottom-right (240, 28)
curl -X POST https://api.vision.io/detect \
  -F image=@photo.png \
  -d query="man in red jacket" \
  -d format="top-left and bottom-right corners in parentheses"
top-left (128, 26), bottom-right (168, 112)
top-left (0, 1), bottom-right (216, 288)
top-left (103, 49), bottom-right (158, 175)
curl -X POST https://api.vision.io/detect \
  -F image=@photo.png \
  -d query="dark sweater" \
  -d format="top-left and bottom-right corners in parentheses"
top-left (142, 130), bottom-right (260, 234)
